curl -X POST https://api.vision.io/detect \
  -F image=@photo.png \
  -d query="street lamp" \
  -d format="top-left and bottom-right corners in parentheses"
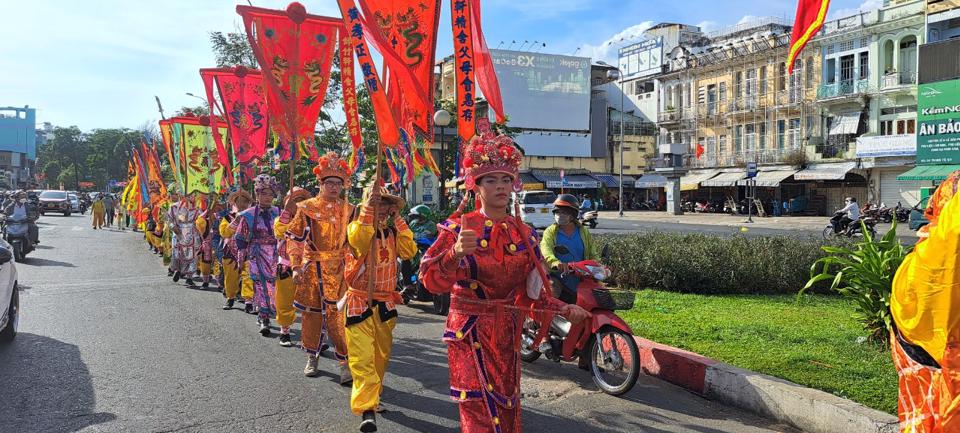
top-left (434, 109), bottom-right (452, 210)
top-left (596, 61), bottom-right (625, 217)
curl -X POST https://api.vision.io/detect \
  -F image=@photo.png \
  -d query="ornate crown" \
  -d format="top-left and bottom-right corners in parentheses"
top-left (253, 174), bottom-right (280, 195)
top-left (312, 152), bottom-right (351, 187)
top-left (462, 119), bottom-right (523, 192)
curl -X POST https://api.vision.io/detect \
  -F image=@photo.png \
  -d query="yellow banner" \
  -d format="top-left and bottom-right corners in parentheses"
top-left (183, 124), bottom-right (227, 194)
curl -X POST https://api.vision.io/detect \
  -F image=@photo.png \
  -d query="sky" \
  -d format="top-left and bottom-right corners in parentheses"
top-left (0, 0), bottom-right (878, 132)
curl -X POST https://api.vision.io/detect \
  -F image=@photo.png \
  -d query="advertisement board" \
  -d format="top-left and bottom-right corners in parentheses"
top-left (618, 37), bottom-right (664, 79)
top-left (917, 79), bottom-right (960, 164)
top-left (489, 49), bottom-right (591, 131)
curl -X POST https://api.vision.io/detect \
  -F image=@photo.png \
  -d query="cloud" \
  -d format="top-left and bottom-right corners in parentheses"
top-left (737, 15), bottom-right (761, 25)
top-left (828, 0), bottom-right (885, 20)
top-left (577, 21), bottom-right (656, 64)
top-left (484, 0), bottom-right (590, 19)
top-left (696, 21), bottom-right (721, 34)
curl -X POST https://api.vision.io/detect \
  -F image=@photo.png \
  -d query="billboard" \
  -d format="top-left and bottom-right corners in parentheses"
top-left (618, 37), bottom-right (664, 79)
top-left (917, 79), bottom-right (960, 164)
top-left (489, 49), bottom-right (591, 132)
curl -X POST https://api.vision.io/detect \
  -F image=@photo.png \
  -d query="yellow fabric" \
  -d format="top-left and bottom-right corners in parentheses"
top-left (196, 216), bottom-right (208, 234)
top-left (347, 209), bottom-right (417, 260)
top-left (892, 189), bottom-right (960, 363)
top-left (241, 262), bottom-right (254, 301)
top-left (346, 304), bottom-right (396, 415)
top-left (274, 276), bottom-right (297, 328)
top-left (219, 217), bottom-right (235, 238)
top-left (273, 217), bottom-right (289, 239)
top-left (198, 261), bottom-right (211, 277)
top-left (223, 258), bottom-right (241, 299)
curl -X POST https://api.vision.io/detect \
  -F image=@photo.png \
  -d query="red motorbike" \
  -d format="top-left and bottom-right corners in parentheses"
top-left (519, 246), bottom-right (640, 396)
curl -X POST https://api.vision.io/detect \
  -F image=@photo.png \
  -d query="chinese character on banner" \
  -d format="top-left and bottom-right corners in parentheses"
top-left (451, 0), bottom-right (476, 146)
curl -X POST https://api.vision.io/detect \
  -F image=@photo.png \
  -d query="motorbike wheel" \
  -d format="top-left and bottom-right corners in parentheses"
top-left (519, 318), bottom-right (542, 363)
top-left (589, 327), bottom-right (641, 396)
top-left (822, 226), bottom-right (836, 240)
top-left (433, 293), bottom-right (450, 316)
top-left (11, 241), bottom-right (23, 263)
top-left (587, 220), bottom-right (597, 229)
top-left (0, 286), bottom-right (17, 342)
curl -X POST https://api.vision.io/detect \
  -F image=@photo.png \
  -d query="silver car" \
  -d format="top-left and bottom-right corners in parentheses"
top-left (0, 239), bottom-right (20, 342)
top-left (68, 193), bottom-right (81, 213)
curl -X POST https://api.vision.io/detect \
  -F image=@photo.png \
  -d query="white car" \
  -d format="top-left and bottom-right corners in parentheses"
top-left (0, 238), bottom-right (20, 342)
top-left (515, 190), bottom-right (557, 229)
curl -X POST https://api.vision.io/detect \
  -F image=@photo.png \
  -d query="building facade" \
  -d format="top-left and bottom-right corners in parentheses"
top-left (0, 106), bottom-right (38, 189)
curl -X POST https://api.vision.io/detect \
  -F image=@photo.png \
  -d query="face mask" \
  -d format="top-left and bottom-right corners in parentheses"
top-left (555, 213), bottom-right (572, 225)
top-left (18, 199), bottom-right (26, 204)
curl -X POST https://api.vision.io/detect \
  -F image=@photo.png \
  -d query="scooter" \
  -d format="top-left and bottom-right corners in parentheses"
top-left (579, 210), bottom-right (599, 229)
top-left (399, 235), bottom-right (438, 307)
top-left (823, 212), bottom-right (878, 240)
top-left (1, 215), bottom-right (33, 262)
top-left (519, 245), bottom-right (641, 396)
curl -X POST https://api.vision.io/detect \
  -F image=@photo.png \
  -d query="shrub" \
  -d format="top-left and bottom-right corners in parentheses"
top-left (802, 222), bottom-right (909, 344)
top-left (596, 232), bottom-right (840, 295)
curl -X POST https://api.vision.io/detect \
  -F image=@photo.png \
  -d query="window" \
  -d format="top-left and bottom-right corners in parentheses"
top-left (759, 122), bottom-right (767, 149)
top-left (719, 82), bottom-right (727, 102)
top-left (859, 51), bottom-right (869, 80)
top-left (777, 119), bottom-right (786, 149)
top-left (746, 69), bottom-right (757, 97)
top-left (719, 135), bottom-right (727, 153)
top-left (789, 118), bottom-right (801, 148)
top-left (707, 84), bottom-right (717, 114)
top-left (685, 83), bottom-right (692, 108)
top-left (735, 71), bottom-right (743, 99)
top-left (745, 124), bottom-right (756, 150)
top-left (826, 58), bottom-right (837, 84)
top-left (759, 66), bottom-right (767, 95)
top-left (907, 119), bottom-right (916, 134)
top-left (840, 54), bottom-right (855, 84)
top-left (564, 157), bottom-right (575, 161)
top-left (623, 166), bottom-right (631, 170)
top-left (805, 57), bottom-right (814, 88)
top-left (840, 39), bottom-right (855, 51)
top-left (778, 62), bottom-right (786, 91)
top-left (880, 120), bottom-right (892, 136)
top-left (806, 116), bottom-right (815, 136)
top-left (537, 156), bottom-right (547, 160)
top-left (734, 125), bottom-right (743, 151)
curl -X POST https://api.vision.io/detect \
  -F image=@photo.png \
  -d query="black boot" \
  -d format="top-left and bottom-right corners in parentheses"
top-left (173, 271), bottom-right (181, 282)
top-left (185, 278), bottom-right (195, 287)
top-left (222, 298), bottom-right (235, 310)
top-left (202, 281), bottom-right (209, 289)
top-left (244, 303), bottom-right (254, 314)
top-left (259, 318), bottom-right (271, 336)
top-left (360, 411), bottom-right (377, 432)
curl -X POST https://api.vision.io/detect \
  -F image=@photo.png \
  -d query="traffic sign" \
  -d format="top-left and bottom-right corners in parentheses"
top-left (746, 162), bottom-right (758, 178)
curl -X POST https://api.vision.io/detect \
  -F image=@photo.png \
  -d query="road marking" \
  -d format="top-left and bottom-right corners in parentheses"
top-left (71, 226), bottom-right (83, 231)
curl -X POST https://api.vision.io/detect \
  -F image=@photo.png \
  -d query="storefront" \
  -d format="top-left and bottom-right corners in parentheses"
top-left (531, 169), bottom-right (601, 195)
top-left (592, 173), bottom-right (636, 210)
top-left (855, 135), bottom-right (921, 207)
top-left (794, 162), bottom-right (866, 215)
top-left (900, 78), bottom-right (960, 197)
top-left (519, 171), bottom-right (546, 191)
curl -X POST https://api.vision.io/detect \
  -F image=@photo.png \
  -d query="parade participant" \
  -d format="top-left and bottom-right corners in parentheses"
top-left (420, 126), bottom-right (590, 433)
top-left (343, 184), bottom-right (415, 432)
top-left (196, 197), bottom-right (223, 289)
top-left (232, 174), bottom-right (281, 336)
top-left (219, 190), bottom-right (253, 310)
top-left (168, 189), bottom-right (202, 286)
top-left (285, 152), bottom-right (354, 381)
top-left (91, 195), bottom-right (106, 229)
top-left (890, 170), bottom-right (960, 432)
top-left (273, 186), bottom-right (311, 347)
top-left (103, 194), bottom-right (116, 227)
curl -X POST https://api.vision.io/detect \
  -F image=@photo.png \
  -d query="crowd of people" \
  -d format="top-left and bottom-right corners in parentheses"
top-left (122, 129), bottom-right (590, 433)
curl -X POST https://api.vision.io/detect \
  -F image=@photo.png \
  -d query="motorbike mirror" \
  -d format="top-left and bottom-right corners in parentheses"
top-left (0, 247), bottom-right (11, 265)
top-left (554, 245), bottom-right (571, 256)
top-left (601, 244), bottom-right (610, 260)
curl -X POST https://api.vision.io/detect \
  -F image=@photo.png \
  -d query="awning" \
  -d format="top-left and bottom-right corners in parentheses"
top-left (532, 171), bottom-right (601, 189)
top-left (736, 169), bottom-right (797, 187)
top-left (897, 165), bottom-right (960, 181)
top-left (829, 112), bottom-right (862, 136)
top-left (635, 174), bottom-right (668, 188)
top-left (680, 170), bottom-right (720, 191)
top-left (520, 172), bottom-right (545, 190)
top-left (701, 171), bottom-right (746, 187)
top-left (793, 162), bottom-right (857, 181)
top-left (592, 174), bottom-right (636, 188)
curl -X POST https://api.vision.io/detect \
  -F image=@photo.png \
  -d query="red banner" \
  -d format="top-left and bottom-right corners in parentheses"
top-left (339, 31), bottom-right (366, 174)
top-left (787, 0), bottom-right (830, 74)
top-left (338, 0), bottom-right (401, 148)
top-left (468, 0), bottom-right (504, 123)
top-left (200, 66), bottom-right (270, 169)
top-left (357, 0), bottom-right (441, 137)
top-left (451, 0), bottom-right (476, 146)
top-left (237, 3), bottom-right (341, 161)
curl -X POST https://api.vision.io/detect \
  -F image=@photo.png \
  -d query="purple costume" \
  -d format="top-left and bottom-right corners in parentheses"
top-left (231, 205), bottom-right (280, 319)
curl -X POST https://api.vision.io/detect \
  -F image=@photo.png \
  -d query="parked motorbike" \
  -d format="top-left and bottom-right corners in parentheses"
top-left (519, 245), bottom-right (641, 396)
top-left (579, 210), bottom-right (599, 229)
top-left (399, 235), bottom-right (438, 308)
top-left (894, 202), bottom-right (911, 224)
top-left (1, 215), bottom-right (33, 262)
top-left (823, 212), bottom-right (878, 240)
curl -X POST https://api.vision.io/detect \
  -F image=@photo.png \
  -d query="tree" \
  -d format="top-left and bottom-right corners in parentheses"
top-left (174, 106), bottom-right (209, 117)
top-left (209, 31), bottom-right (258, 69)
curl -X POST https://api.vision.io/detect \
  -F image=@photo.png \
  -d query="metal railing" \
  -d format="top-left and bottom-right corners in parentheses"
top-left (817, 79), bottom-right (873, 100)
top-left (658, 110), bottom-right (681, 123)
top-left (881, 72), bottom-right (917, 89)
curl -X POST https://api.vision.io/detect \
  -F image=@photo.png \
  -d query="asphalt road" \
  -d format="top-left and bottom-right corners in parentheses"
top-left (0, 215), bottom-right (800, 433)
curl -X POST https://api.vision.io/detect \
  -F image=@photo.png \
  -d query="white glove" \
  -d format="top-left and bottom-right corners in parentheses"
top-left (526, 269), bottom-right (543, 300)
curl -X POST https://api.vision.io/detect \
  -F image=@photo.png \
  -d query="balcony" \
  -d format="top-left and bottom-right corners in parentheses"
top-left (817, 79), bottom-right (873, 100)
top-left (658, 109), bottom-right (681, 124)
top-left (684, 146), bottom-right (805, 169)
top-left (881, 72), bottom-right (917, 90)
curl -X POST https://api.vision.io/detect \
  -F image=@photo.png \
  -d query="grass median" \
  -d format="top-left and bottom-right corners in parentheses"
top-left (619, 290), bottom-right (897, 414)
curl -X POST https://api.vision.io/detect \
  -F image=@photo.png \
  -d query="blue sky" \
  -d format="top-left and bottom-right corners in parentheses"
top-left (0, 0), bottom-right (875, 131)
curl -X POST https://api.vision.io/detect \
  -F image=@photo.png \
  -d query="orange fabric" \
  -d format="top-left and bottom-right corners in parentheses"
top-left (893, 333), bottom-right (960, 433)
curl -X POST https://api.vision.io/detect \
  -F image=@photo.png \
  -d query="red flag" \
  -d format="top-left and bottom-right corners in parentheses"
top-left (338, 0), bottom-right (402, 147)
top-left (451, 0), bottom-right (476, 145)
top-left (200, 66), bottom-right (270, 168)
top-left (357, 0), bottom-right (441, 137)
top-left (695, 143), bottom-right (705, 159)
top-left (468, 0), bottom-right (504, 123)
top-left (237, 3), bottom-right (341, 161)
top-left (787, 0), bottom-right (830, 74)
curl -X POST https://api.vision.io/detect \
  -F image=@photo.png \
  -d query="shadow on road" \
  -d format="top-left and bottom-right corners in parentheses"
top-left (0, 333), bottom-right (116, 432)
top-left (21, 257), bottom-right (76, 268)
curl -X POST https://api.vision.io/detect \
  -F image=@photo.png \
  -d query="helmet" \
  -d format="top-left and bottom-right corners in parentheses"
top-left (408, 204), bottom-right (433, 221)
top-left (553, 194), bottom-right (580, 214)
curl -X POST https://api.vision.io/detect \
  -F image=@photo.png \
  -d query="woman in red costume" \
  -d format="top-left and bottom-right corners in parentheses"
top-left (420, 123), bottom-right (590, 433)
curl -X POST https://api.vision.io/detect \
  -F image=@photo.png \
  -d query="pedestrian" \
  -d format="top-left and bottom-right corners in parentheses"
top-left (285, 153), bottom-right (355, 382)
top-left (420, 127), bottom-right (590, 433)
top-left (343, 184), bottom-right (416, 432)
top-left (91, 195), bottom-right (106, 229)
top-left (890, 169), bottom-right (960, 432)
top-left (219, 190), bottom-right (253, 310)
top-left (231, 174), bottom-right (280, 336)
top-left (196, 197), bottom-right (222, 289)
top-left (103, 194), bottom-right (116, 227)
top-left (272, 186), bottom-right (311, 347)
top-left (168, 189), bottom-right (202, 286)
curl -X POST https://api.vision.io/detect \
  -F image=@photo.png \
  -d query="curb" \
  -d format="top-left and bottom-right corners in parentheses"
top-left (633, 336), bottom-right (898, 433)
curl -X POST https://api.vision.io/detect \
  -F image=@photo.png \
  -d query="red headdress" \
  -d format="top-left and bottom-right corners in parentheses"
top-left (461, 120), bottom-right (523, 192)
top-left (312, 151), bottom-right (352, 188)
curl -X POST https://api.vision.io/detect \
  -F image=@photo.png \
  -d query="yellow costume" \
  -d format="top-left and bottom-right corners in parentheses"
top-left (891, 171), bottom-right (960, 432)
top-left (344, 202), bottom-right (416, 415)
top-left (92, 199), bottom-right (106, 229)
top-left (272, 218), bottom-right (298, 330)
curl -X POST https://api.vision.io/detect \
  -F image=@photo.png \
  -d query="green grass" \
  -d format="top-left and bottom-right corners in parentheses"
top-left (620, 290), bottom-right (898, 414)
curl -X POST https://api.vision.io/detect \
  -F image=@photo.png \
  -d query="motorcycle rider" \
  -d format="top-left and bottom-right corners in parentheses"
top-left (400, 205), bottom-right (437, 300)
top-left (540, 194), bottom-right (599, 304)
top-left (832, 196), bottom-right (861, 234)
top-left (4, 190), bottom-right (39, 245)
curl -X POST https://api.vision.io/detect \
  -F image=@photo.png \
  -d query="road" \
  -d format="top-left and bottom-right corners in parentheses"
top-left (0, 215), bottom-right (800, 433)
